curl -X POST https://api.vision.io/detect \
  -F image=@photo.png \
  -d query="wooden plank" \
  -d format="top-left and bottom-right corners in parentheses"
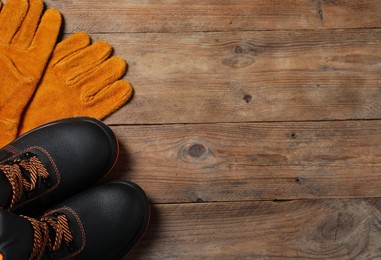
top-left (46, 0), bottom-right (381, 33)
top-left (106, 70), bottom-right (381, 124)
top-left (91, 29), bottom-right (381, 124)
top-left (106, 120), bottom-right (381, 203)
top-left (97, 29), bottom-right (381, 75)
top-left (127, 199), bottom-right (381, 259)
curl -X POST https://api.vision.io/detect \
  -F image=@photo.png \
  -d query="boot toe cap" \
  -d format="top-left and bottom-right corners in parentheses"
top-left (56, 181), bottom-right (150, 259)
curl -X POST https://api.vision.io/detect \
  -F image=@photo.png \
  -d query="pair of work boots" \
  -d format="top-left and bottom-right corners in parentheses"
top-left (0, 117), bottom-right (150, 259)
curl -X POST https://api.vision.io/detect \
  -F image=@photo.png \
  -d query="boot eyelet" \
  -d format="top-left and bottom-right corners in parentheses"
top-left (66, 242), bottom-right (75, 252)
top-left (49, 251), bottom-right (58, 259)
top-left (26, 190), bottom-right (36, 199)
top-left (5, 160), bottom-right (14, 165)
top-left (22, 152), bottom-right (33, 160)
top-left (43, 179), bottom-right (52, 188)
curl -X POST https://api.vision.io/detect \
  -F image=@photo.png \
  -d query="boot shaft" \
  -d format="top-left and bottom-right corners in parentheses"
top-left (0, 209), bottom-right (34, 259)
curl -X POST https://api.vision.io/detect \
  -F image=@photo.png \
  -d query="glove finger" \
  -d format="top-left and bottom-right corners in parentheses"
top-left (12, 0), bottom-right (43, 48)
top-left (0, 0), bottom-right (29, 44)
top-left (50, 32), bottom-right (91, 65)
top-left (83, 80), bottom-right (133, 119)
top-left (74, 56), bottom-right (126, 92)
top-left (28, 8), bottom-right (61, 60)
top-left (58, 41), bottom-right (112, 75)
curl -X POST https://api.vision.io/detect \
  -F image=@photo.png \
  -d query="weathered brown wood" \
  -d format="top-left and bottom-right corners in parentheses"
top-left (90, 29), bottom-right (381, 124)
top-left (127, 199), bottom-right (381, 259)
top-left (38, 0), bottom-right (381, 257)
top-left (106, 70), bottom-right (381, 124)
top-left (97, 29), bottom-right (381, 75)
top-left (106, 120), bottom-right (381, 203)
top-left (46, 0), bottom-right (381, 33)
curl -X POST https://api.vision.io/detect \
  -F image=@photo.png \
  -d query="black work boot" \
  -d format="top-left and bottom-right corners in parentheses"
top-left (0, 117), bottom-right (118, 213)
top-left (0, 181), bottom-right (150, 260)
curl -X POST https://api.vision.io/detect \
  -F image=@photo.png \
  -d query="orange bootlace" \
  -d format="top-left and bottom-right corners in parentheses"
top-left (22, 213), bottom-right (74, 260)
top-left (0, 153), bottom-right (49, 210)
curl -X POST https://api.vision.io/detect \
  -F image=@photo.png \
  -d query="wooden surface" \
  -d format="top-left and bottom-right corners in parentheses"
top-left (46, 0), bottom-right (381, 258)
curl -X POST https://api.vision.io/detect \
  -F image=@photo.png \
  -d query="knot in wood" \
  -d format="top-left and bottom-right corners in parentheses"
top-left (235, 46), bottom-right (243, 54)
top-left (243, 94), bottom-right (252, 103)
top-left (188, 144), bottom-right (206, 158)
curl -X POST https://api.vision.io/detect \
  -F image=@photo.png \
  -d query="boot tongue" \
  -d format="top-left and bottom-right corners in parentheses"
top-left (0, 170), bottom-right (12, 208)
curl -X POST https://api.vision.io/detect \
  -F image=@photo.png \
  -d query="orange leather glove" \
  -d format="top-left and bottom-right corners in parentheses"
top-left (0, 0), bottom-right (61, 147)
top-left (18, 32), bottom-right (133, 135)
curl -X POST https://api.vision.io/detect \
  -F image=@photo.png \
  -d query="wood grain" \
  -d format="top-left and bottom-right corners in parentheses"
top-left (46, 0), bottom-right (381, 33)
top-left (92, 29), bottom-right (381, 124)
top-left (127, 199), bottom-right (381, 259)
top-left (38, 0), bottom-right (381, 257)
top-left (107, 120), bottom-right (381, 203)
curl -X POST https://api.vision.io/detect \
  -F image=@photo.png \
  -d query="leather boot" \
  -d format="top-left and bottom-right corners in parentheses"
top-left (0, 180), bottom-right (150, 259)
top-left (0, 117), bottom-right (118, 213)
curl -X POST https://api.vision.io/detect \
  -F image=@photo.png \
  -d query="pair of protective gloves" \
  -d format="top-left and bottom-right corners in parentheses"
top-left (0, 0), bottom-right (132, 148)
